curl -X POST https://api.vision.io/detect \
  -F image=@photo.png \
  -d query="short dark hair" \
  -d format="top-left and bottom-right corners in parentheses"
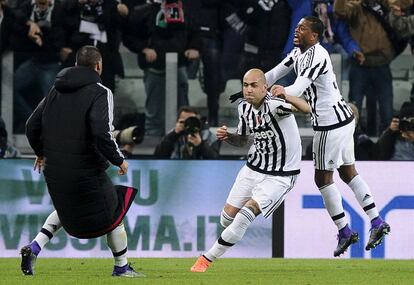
top-left (303, 16), bottom-right (324, 41)
top-left (177, 106), bottom-right (198, 120)
top-left (75, 45), bottom-right (102, 69)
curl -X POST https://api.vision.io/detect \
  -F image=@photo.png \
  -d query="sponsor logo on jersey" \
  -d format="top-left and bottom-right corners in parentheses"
top-left (255, 130), bottom-right (275, 140)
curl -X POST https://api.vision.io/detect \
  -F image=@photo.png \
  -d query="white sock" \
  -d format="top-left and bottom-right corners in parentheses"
top-left (33, 210), bottom-right (62, 249)
top-left (220, 209), bottom-right (234, 228)
top-left (348, 175), bottom-right (379, 220)
top-left (319, 184), bottom-right (348, 230)
top-left (205, 207), bottom-right (255, 261)
top-left (106, 223), bottom-right (128, 267)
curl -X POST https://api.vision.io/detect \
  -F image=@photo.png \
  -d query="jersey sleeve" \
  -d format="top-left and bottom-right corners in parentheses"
top-left (297, 47), bottom-right (328, 82)
top-left (269, 97), bottom-right (294, 116)
top-left (89, 88), bottom-right (124, 166)
top-left (265, 48), bottom-right (299, 85)
top-left (26, 97), bottom-right (46, 157)
top-left (236, 101), bottom-right (252, 136)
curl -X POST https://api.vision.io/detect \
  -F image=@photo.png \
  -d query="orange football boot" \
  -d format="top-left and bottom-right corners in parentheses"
top-left (190, 255), bottom-right (212, 272)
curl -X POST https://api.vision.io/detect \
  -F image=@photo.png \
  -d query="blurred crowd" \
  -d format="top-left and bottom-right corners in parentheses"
top-left (0, 0), bottom-right (414, 160)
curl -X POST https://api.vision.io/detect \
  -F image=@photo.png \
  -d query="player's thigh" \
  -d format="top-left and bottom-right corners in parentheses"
top-left (226, 165), bottom-right (261, 209)
top-left (252, 174), bottom-right (298, 219)
top-left (313, 122), bottom-right (355, 171)
top-left (341, 121), bottom-right (356, 166)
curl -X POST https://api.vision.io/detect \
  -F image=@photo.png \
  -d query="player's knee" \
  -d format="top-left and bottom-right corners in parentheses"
top-left (338, 165), bottom-right (358, 183)
top-left (244, 200), bottom-right (261, 216)
top-left (315, 170), bottom-right (333, 188)
top-left (220, 210), bottom-right (234, 228)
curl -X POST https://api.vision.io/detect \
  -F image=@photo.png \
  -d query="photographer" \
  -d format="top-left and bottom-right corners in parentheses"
top-left (154, 106), bottom-right (220, 159)
top-left (376, 104), bottom-right (414, 160)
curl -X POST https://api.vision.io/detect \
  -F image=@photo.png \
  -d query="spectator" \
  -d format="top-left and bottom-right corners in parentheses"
top-left (334, 0), bottom-right (396, 136)
top-left (0, 0), bottom-right (15, 110)
top-left (0, 0), bottom-right (15, 53)
top-left (12, 0), bottom-right (66, 133)
top-left (122, 0), bottom-right (200, 136)
top-left (184, 0), bottom-right (226, 127)
top-left (388, 0), bottom-right (414, 38)
top-left (63, 0), bottom-right (126, 91)
top-left (238, 0), bottom-right (293, 76)
top-left (376, 103), bottom-right (414, 160)
top-left (219, 0), bottom-right (246, 82)
top-left (313, 0), bottom-right (360, 55)
top-left (154, 106), bottom-right (220, 159)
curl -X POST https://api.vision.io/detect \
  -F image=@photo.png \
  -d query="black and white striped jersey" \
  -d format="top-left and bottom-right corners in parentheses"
top-left (267, 43), bottom-right (354, 131)
top-left (237, 94), bottom-right (301, 176)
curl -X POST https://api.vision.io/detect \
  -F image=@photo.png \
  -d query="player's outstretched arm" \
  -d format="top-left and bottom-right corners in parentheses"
top-left (271, 85), bottom-right (310, 114)
top-left (285, 95), bottom-right (311, 114)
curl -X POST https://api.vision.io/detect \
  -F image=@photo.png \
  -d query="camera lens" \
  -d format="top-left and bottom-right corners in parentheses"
top-left (399, 118), bottom-right (414, 132)
top-left (184, 117), bottom-right (201, 135)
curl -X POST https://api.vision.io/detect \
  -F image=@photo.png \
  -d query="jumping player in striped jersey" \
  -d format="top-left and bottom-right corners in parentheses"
top-left (268, 16), bottom-right (390, 256)
top-left (190, 68), bottom-right (310, 272)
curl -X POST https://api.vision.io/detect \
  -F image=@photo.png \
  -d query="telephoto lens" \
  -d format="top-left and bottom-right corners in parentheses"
top-left (184, 117), bottom-right (202, 135)
top-left (113, 126), bottom-right (145, 145)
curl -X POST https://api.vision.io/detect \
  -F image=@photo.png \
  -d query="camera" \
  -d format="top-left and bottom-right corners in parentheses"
top-left (184, 116), bottom-right (202, 135)
top-left (399, 117), bottom-right (414, 132)
top-left (114, 112), bottom-right (145, 145)
top-left (113, 126), bottom-right (145, 145)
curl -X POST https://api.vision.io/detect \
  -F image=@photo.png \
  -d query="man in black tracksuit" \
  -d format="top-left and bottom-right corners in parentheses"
top-left (22, 46), bottom-right (144, 278)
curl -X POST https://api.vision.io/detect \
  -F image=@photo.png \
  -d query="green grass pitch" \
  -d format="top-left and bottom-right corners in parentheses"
top-left (1, 258), bottom-right (413, 285)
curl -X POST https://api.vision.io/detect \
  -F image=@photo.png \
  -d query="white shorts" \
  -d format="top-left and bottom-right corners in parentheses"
top-left (226, 165), bottom-right (298, 219)
top-left (313, 120), bottom-right (355, 171)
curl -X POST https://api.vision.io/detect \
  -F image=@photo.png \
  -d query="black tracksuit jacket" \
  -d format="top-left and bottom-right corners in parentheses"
top-left (25, 66), bottom-right (133, 238)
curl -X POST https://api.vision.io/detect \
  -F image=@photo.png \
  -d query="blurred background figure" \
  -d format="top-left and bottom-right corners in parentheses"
top-left (0, 0), bottom-right (15, 54)
top-left (184, 0), bottom-right (226, 127)
top-left (239, 0), bottom-right (312, 85)
top-left (154, 106), bottom-right (220, 159)
top-left (387, 0), bottom-right (414, 39)
top-left (238, 0), bottom-right (292, 75)
top-left (334, 0), bottom-right (401, 136)
top-left (63, 0), bottom-right (126, 92)
top-left (122, 0), bottom-right (200, 136)
top-left (219, 0), bottom-right (246, 83)
top-left (0, 0), bottom-right (15, 111)
top-left (12, 0), bottom-right (66, 133)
